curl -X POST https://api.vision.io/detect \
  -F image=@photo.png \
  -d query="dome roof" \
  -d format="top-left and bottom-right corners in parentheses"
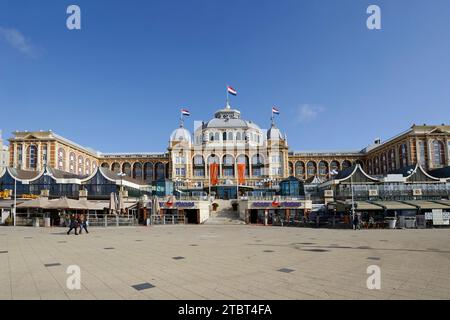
top-left (205, 105), bottom-right (262, 131)
top-left (267, 125), bottom-right (283, 140)
top-left (170, 126), bottom-right (191, 143)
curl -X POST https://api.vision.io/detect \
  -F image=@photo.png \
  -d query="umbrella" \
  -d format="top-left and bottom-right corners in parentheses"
top-left (78, 198), bottom-right (106, 211)
top-left (109, 192), bottom-right (116, 214)
top-left (47, 197), bottom-right (87, 210)
top-left (17, 197), bottom-right (52, 209)
top-left (152, 195), bottom-right (160, 217)
top-left (117, 191), bottom-right (124, 215)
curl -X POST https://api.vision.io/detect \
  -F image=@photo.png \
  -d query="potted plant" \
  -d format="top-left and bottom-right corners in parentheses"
top-left (212, 203), bottom-right (219, 211)
top-left (4, 216), bottom-right (12, 226)
top-left (385, 216), bottom-right (397, 229)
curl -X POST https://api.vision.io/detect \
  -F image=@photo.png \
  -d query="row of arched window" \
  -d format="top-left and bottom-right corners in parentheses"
top-left (198, 131), bottom-right (262, 144)
top-left (367, 141), bottom-right (446, 175)
top-left (102, 162), bottom-right (167, 182)
top-left (57, 148), bottom-right (97, 175)
top-left (288, 160), bottom-right (354, 177)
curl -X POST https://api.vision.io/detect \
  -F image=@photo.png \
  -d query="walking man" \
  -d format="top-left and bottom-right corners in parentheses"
top-left (79, 214), bottom-right (89, 234)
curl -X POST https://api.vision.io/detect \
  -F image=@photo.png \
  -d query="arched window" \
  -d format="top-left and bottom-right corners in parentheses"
top-left (318, 161), bottom-right (328, 175)
top-left (193, 155), bottom-right (205, 177)
top-left (57, 148), bottom-right (65, 171)
top-left (306, 161), bottom-right (316, 176)
top-left (133, 163), bottom-right (143, 180)
top-left (342, 160), bottom-right (352, 170)
top-left (223, 132), bottom-right (227, 141)
top-left (77, 156), bottom-right (84, 175)
top-left (330, 160), bottom-right (339, 173)
top-left (236, 132), bottom-right (242, 141)
top-left (222, 155), bottom-right (235, 177)
top-left (144, 162), bottom-right (154, 182)
top-left (101, 162), bottom-right (109, 168)
top-left (374, 157), bottom-right (380, 175)
top-left (111, 162), bottom-right (120, 173)
top-left (207, 154), bottom-right (220, 164)
top-left (155, 162), bottom-right (165, 180)
top-left (209, 132), bottom-right (214, 141)
top-left (92, 161), bottom-right (97, 172)
top-left (228, 132), bottom-right (233, 141)
top-left (432, 140), bottom-right (445, 166)
top-left (69, 152), bottom-right (76, 173)
top-left (381, 153), bottom-right (387, 174)
top-left (295, 161), bottom-right (305, 177)
top-left (85, 159), bottom-right (91, 175)
top-left (214, 132), bottom-right (220, 141)
top-left (388, 149), bottom-right (396, 172)
top-left (288, 162), bottom-right (294, 175)
top-left (399, 144), bottom-right (408, 168)
top-left (367, 159), bottom-right (373, 174)
top-left (122, 162), bottom-right (132, 177)
top-left (237, 155), bottom-right (250, 176)
top-left (251, 154), bottom-right (264, 176)
top-left (418, 141), bottom-right (426, 167)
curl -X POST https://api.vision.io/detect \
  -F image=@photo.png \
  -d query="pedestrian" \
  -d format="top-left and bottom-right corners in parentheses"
top-left (353, 214), bottom-right (360, 230)
top-left (67, 214), bottom-right (78, 235)
top-left (79, 213), bottom-right (89, 234)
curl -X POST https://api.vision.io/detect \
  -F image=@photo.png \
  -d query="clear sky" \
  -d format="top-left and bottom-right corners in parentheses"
top-left (0, 0), bottom-right (449, 153)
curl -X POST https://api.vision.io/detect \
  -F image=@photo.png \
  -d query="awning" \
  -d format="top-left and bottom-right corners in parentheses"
top-left (0, 200), bottom-right (23, 209)
top-left (17, 197), bottom-right (53, 209)
top-left (371, 201), bottom-right (417, 210)
top-left (429, 200), bottom-right (450, 209)
top-left (336, 200), bottom-right (383, 211)
top-left (402, 200), bottom-right (450, 210)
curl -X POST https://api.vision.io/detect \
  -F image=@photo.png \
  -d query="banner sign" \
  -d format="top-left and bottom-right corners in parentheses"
top-left (159, 202), bottom-right (196, 208)
top-left (210, 163), bottom-right (219, 186)
top-left (253, 202), bottom-right (303, 208)
top-left (237, 164), bottom-right (246, 185)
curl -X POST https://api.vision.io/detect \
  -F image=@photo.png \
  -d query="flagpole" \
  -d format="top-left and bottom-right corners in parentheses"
top-left (209, 163), bottom-right (211, 198)
top-left (226, 85), bottom-right (229, 108)
top-left (235, 157), bottom-right (238, 200)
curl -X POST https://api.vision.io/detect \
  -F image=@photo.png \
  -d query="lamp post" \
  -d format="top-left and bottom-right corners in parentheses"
top-left (13, 173), bottom-right (17, 227)
top-left (350, 172), bottom-right (355, 228)
top-left (117, 172), bottom-right (126, 214)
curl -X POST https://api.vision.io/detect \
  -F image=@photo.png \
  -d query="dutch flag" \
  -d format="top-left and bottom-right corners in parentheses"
top-left (272, 107), bottom-right (280, 115)
top-left (181, 108), bottom-right (190, 116)
top-left (227, 86), bottom-right (237, 96)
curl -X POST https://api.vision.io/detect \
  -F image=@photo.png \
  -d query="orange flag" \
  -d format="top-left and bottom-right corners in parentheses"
top-left (210, 163), bottom-right (219, 186)
top-left (237, 164), bottom-right (246, 185)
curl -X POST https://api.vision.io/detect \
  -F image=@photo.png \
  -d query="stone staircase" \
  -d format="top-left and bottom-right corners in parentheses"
top-left (203, 199), bottom-right (245, 225)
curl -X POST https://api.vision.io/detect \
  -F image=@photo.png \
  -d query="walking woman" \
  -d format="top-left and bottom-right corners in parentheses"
top-left (67, 214), bottom-right (79, 235)
top-left (79, 214), bottom-right (89, 234)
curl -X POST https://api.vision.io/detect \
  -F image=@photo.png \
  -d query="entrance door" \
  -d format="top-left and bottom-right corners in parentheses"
top-left (250, 210), bottom-right (258, 224)
top-left (185, 209), bottom-right (199, 224)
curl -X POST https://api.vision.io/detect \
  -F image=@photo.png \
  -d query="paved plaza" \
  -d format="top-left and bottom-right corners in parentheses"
top-left (0, 225), bottom-right (449, 300)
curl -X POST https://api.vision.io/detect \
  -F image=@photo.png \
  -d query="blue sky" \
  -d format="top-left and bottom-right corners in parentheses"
top-left (0, 0), bottom-right (449, 153)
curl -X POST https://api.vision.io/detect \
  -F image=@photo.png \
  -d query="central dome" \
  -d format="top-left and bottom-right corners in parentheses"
top-left (204, 104), bottom-right (261, 130)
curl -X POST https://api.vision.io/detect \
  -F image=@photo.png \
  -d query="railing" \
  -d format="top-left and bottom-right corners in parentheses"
top-left (150, 214), bottom-right (186, 225)
top-left (86, 214), bottom-right (137, 227)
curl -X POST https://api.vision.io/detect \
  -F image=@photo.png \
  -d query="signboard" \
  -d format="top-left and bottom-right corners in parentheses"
top-left (413, 189), bottom-right (422, 196)
top-left (424, 212), bottom-right (433, 220)
top-left (159, 202), bottom-right (196, 209)
top-left (252, 202), bottom-right (304, 208)
top-left (324, 190), bottom-right (333, 197)
top-left (432, 209), bottom-right (450, 225)
top-left (369, 189), bottom-right (379, 197)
